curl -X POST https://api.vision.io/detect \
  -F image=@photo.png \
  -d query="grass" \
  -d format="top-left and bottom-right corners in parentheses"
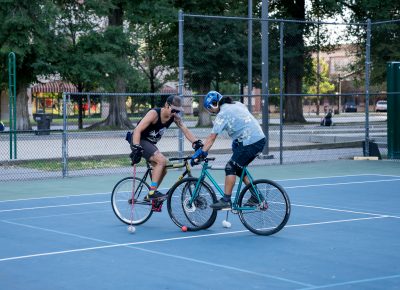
top-left (7, 156), bottom-right (146, 171)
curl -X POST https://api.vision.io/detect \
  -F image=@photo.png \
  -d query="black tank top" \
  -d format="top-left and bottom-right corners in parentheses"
top-left (138, 108), bottom-right (174, 144)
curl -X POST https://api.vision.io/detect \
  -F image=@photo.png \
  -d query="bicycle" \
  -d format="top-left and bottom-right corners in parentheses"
top-left (167, 157), bottom-right (291, 235)
top-left (111, 157), bottom-right (217, 230)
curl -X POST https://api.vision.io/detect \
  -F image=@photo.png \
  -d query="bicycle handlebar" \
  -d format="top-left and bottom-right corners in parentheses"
top-left (169, 156), bottom-right (192, 161)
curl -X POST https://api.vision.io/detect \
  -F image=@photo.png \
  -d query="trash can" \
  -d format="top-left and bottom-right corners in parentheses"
top-left (33, 113), bottom-right (52, 135)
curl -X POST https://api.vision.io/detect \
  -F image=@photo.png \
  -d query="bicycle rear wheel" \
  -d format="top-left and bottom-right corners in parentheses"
top-left (238, 179), bottom-right (290, 235)
top-left (167, 177), bottom-right (218, 231)
top-left (111, 177), bottom-right (153, 225)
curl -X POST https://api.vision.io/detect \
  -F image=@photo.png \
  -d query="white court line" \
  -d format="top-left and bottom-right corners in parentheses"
top-left (292, 203), bottom-right (394, 217)
top-left (285, 178), bottom-right (400, 189)
top-left (1, 175), bottom-right (399, 215)
top-left (0, 215), bottom-right (391, 263)
top-left (298, 274), bottom-right (400, 289)
top-left (0, 220), bottom-right (314, 287)
top-left (1, 173), bottom-right (398, 204)
top-left (0, 201), bottom-right (108, 213)
top-left (0, 192), bottom-right (110, 203)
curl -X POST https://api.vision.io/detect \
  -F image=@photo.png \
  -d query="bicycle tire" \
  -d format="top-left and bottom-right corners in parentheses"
top-left (238, 179), bottom-right (290, 236)
top-left (167, 177), bottom-right (218, 231)
top-left (111, 177), bottom-right (153, 225)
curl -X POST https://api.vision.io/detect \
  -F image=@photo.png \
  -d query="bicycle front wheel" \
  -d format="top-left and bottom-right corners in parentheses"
top-left (111, 177), bottom-right (153, 225)
top-left (167, 177), bottom-right (218, 231)
top-left (238, 179), bottom-right (291, 235)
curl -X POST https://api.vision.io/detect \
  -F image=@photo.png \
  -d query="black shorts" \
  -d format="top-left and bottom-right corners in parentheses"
top-left (231, 138), bottom-right (266, 167)
top-left (139, 139), bottom-right (159, 161)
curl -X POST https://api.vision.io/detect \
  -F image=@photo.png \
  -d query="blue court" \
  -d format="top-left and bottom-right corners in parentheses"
top-left (1, 160), bottom-right (399, 289)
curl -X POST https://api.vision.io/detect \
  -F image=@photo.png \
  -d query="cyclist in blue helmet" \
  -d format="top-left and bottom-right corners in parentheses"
top-left (203, 91), bottom-right (223, 114)
top-left (191, 91), bottom-right (266, 209)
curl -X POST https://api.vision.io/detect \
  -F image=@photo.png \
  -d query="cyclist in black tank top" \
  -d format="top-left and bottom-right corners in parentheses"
top-left (128, 95), bottom-right (203, 201)
top-left (138, 108), bottom-right (174, 144)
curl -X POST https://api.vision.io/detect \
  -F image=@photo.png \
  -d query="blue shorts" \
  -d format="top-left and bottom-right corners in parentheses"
top-left (230, 138), bottom-right (266, 168)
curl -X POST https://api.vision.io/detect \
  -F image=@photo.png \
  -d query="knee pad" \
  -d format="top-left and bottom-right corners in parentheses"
top-left (225, 160), bottom-right (243, 177)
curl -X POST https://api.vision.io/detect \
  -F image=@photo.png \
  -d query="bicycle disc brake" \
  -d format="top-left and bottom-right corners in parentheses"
top-left (258, 201), bottom-right (269, 211)
top-left (183, 197), bottom-right (196, 213)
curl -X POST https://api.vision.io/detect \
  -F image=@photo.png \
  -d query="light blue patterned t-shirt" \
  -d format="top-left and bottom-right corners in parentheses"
top-left (211, 102), bottom-right (265, 146)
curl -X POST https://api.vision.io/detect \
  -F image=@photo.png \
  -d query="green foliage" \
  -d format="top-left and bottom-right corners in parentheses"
top-left (0, 0), bottom-right (59, 86)
top-left (341, 0), bottom-right (400, 87)
top-left (303, 58), bottom-right (335, 94)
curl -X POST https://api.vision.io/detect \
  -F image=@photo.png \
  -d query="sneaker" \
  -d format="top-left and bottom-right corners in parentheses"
top-left (210, 198), bottom-right (232, 210)
top-left (144, 191), bottom-right (166, 202)
top-left (244, 194), bottom-right (264, 206)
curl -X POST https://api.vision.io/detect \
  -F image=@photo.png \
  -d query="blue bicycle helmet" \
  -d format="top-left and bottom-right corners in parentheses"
top-left (204, 91), bottom-right (223, 112)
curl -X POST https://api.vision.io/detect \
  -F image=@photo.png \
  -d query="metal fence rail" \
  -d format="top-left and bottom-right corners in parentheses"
top-left (0, 91), bottom-right (394, 181)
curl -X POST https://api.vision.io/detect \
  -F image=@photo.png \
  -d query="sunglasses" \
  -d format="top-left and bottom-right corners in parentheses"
top-left (171, 109), bottom-right (181, 114)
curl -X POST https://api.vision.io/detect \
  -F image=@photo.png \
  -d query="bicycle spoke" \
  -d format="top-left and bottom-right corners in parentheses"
top-left (111, 177), bottom-right (153, 225)
top-left (239, 179), bottom-right (290, 235)
top-left (167, 177), bottom-right (217, 231)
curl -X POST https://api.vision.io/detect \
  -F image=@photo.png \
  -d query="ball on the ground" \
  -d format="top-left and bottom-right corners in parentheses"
top-left (127, 225), bottom-right (136, 233)
top-left (181, 225), bottom-right (188, 232)
top-left (222, 220), bottom-right (231, 228)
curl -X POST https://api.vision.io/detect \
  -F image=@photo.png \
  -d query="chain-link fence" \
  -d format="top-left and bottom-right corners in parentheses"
top-left (1, 14), bottom-right (399, 181)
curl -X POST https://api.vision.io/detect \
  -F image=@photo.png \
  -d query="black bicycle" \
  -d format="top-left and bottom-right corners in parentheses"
top-left (111, 157), bottom-right (217, 230)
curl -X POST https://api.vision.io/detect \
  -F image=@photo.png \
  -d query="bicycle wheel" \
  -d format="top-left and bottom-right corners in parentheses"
top-left (167, 177), bottom-right (218, 231)
top-left (238, 179), bottom-right (290, 235)
top-left (111, 177), bottom-right (153, 225)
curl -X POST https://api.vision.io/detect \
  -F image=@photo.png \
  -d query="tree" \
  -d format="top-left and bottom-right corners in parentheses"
top-left (0, 0), bottom-right (58, 130)
top-left (53, 0), bottom-right (140, 129)
top-left (168, 0), bottom-right (249, 126)
top-left (341, 0), bottom-right (400, 88)
top-left (303, 58), bottom-right (335, 108)
top-left (51, 0), bottom-right (110, 129)
top-left (126, 0), bottom-right (177, 107)
top-left (267, 0), bottom-right (343, 122)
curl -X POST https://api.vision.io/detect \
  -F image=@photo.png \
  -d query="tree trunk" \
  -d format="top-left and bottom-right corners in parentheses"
top-left (196, 83), bottom-right (212, 127)
top-left (99, 3), bottom-right (133, 129)
top-left (104, 78), bottom-right (133, 128)
top-left (283, 0), bottom-right (306, 123)
top-left (16, 82), bottom-right (31, 130)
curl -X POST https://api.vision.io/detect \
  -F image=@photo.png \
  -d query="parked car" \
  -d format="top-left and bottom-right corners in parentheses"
top-left (344, 101), bottom-right (357, 112)
top-left (375, 100), bottom-right (387, 112)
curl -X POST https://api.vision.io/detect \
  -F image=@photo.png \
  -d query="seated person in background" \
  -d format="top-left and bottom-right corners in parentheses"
top-left (321, 109), bottom-right (333, 126)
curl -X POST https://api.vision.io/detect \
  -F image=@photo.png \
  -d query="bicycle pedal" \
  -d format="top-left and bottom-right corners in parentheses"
top-left (151, 200), bottom-right (163, 212)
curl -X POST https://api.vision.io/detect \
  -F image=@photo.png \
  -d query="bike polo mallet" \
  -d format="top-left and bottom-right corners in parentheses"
top-left (127, 164), bottom-right (137, 234)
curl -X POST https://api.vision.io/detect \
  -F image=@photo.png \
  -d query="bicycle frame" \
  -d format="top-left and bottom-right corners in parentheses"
top-left (135, 158), bottom-right (193, 198)
top-left (191, 159), bottom-right (261, 211)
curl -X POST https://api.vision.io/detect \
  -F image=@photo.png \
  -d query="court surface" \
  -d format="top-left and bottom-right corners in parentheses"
top-left (1, 160), bottom-right (399, 290)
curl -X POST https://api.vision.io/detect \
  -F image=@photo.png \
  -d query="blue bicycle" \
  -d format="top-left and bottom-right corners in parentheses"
top-left (167, 157), bottom-right (291, 235)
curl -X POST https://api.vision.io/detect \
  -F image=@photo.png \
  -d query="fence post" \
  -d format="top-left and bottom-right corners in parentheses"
top-left (62, 93), bottom-right (69, 177)
top-left (178, 10), bottom-right (184, 157)
top-left (387, 62), bottom-right (400, 159)
top-left (364, 19), bottom-right (371, 156)
top-left (260, 0), bottom-right (273, 159)
top-left (279, 22), bottom-right (284, 165)
top-left (8, 52), bottom-right (17, 159)
top-left (247, 0), bottom-right (253, 112)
